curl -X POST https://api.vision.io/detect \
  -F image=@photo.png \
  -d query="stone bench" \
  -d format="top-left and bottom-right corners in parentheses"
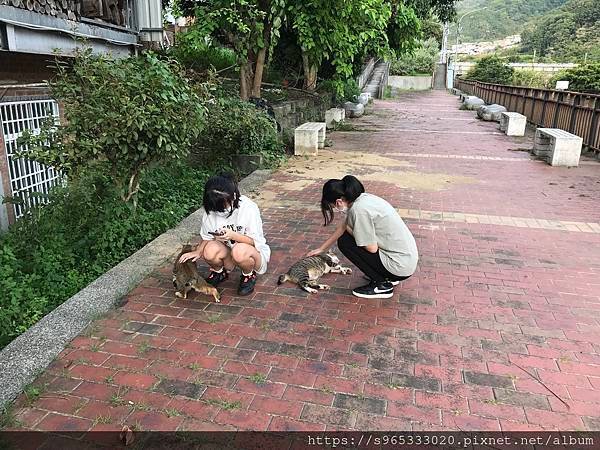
top-left (533, 128), bottom-right (583, 167)
top-left (325, 108), bottom-right (345, 129)
top-left (499, 112), bottom-right (526, 136)
top-left (294, 122), bottom-right (326, 156)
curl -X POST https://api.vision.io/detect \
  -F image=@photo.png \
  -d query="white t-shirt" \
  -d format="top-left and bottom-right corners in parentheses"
top-left (200, 195), bottom-right (270, 274)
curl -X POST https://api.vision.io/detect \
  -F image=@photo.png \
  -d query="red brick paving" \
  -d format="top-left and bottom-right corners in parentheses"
top-left (6, 91), bottom-right (600, 432)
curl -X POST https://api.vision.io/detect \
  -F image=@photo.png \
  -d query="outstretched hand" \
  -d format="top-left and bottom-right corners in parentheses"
top-left (179, 251), bottom-right (200, 263)
top-left (306, 248), bottom-right (324, 257)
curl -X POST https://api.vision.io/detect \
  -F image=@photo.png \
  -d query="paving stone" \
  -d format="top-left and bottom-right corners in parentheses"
top-left (390, 374), bottom-right (441, 392)
top-left (154, 378), bottom-right (205, 399)
top-left (493, 388), bottom-right (551, 411)
top-left (463, 371), bottom-right (514, 389)
top-left (7, 90), bottom-right (600, 433)
top-left (301, 404), bottom-right (356, 428)
top-left (333, 393), bottom-right (386, 415)
top-left (122, 322), bottom-right (163, 335)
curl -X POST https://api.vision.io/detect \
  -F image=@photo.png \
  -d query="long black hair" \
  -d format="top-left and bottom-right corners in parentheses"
top-left (203, 172), bottom-right (240, 217)
top-left (320, 175), bottom-right (365, 226)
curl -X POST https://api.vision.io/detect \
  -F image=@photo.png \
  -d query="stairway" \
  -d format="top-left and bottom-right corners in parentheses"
top-left (363, 60), bottom-right (389, 99)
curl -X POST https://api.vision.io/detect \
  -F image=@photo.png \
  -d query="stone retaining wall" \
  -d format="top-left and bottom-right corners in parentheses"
top-left (271, 95), bottom-right (332, 147)
top-left (388, 75), bottom-right (432, 91)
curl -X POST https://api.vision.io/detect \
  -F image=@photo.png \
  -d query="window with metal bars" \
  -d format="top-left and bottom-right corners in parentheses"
top-left (0, 99), bottom-right (63, 219)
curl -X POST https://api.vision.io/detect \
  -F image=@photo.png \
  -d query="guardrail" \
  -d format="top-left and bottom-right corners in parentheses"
top-left (455, 79), bottom-right (600, 152)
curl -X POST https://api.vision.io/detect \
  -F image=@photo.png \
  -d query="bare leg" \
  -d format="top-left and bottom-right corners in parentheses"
top-left (231, 243), bottom-right (262, 274)
top-left (203, 241), bottom-right (235, 272)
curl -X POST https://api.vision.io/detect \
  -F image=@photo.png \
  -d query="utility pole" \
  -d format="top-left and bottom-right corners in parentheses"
top-left (440, 21), bottom-right (449, 64)
top-left (454, 7), bottom-right (488, 71)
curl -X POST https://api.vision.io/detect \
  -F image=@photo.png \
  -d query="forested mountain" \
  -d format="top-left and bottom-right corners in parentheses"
top-left (521, 0), bottom-right (600, 62)
top-left (453, 0), bottom-right (568, 42)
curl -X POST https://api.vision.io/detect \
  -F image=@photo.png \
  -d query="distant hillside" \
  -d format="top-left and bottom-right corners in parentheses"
top-left (453, 0), bottom-right (568, 42)
top-left (521, 0), bottom-right (600, 62)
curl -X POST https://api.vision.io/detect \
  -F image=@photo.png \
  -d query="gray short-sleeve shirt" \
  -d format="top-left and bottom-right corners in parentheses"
top-left (346, 193), bottom-right (418, 277)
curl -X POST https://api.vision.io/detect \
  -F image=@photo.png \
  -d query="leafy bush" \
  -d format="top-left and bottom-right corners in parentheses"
top-left (464, 55), bottom-right (515, 85)
top-left (0, 163), bottom-right (210, 349)
top-left (170, 25), bottom-right (237, 73)
top-left (193, 97), bottom-right (284, 168)
top-left (548, 63), bottom-right (600, 92)
top-left (18, 50), bottom-right (209, 207)
top-left (512, 69), bottom-right (549, 88)
top-left (318, 78), bottom-right (361, 104)
top-left (389, 38), bottom-right (439, 76)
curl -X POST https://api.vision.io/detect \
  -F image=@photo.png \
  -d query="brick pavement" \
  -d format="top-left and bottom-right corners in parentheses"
top-left (5, 91), bottom-right (600, 433)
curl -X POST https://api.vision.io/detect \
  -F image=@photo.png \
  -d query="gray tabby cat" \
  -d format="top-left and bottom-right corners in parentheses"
top-left (277, 251), bottom-right (352, 293)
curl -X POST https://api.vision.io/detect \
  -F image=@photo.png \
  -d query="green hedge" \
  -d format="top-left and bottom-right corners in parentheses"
top-left (390, 38), bottom-right (439, 76)
top-left (192, 97), bottom-right (285, 168)
top-left (549, 63), bottom-right (600, 93)
top-left (0, 163), bottom-right (210, 349)
top-left (464, 55), bottom-right (515, 85)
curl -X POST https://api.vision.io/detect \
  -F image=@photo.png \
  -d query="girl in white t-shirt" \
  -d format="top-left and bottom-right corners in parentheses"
top-left (179, 173), bottom-right (270, 296)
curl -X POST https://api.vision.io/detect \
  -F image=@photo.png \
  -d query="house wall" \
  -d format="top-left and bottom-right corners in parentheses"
top-left (0, 52), bottom-right (58, 83)
top-left (1, 5), bottom-right (137, 57)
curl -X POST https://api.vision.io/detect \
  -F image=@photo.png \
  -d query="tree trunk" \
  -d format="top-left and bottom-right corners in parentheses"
top-left (251, 47), bottom-right (267, 98)
top-left (302, 52), bottom-right (318, 91)
top-left (239, 61), bottom-right (254, 100)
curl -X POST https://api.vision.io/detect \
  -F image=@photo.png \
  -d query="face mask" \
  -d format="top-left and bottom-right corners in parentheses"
top-left (334, 204), bottom-right (348, 214)
top-left (215, 208), bottom-right (233, 217)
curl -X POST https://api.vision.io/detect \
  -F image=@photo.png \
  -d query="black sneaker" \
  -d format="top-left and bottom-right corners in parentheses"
top-left (238, 272), bottom-right (257, 296)
top-left (206, 269), bottom-right (228, 287)
top-left (362, 275), bottom-right (401, 286)
top-left (352, 281), bottom-right (394, 299)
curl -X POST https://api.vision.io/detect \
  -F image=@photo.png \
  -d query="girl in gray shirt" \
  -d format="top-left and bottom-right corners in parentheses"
top-left (307, 175), bottom-right (418, 299)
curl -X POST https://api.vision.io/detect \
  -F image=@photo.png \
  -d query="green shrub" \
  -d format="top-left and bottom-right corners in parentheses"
top-left (512, 69), bottom-right (549, 88)
top-left (390, 38), bottom-right (439, 76)
top-left (193, 97), bottom-right (284, 168)
top-left (17, 50), bottom-right (208, 208)
top-left (170, 27), bottom-right (237, 73)
top-left (548, 63), bottom-right (600, 92)
top-left (0, 163), bottom-right (210, 349)
top-left (464, 55), bottom-right (515, 85)
top-left (318, 78), bottom-right (361, 104)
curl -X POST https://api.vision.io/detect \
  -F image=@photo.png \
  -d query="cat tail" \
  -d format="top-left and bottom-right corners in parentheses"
top-left (277, 274), bottom-right (289, 285)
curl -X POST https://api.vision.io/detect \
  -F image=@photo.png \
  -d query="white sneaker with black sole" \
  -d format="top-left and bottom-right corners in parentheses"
top-left (352, 281), bottom-right (394, 299)
top-left (362, 276), bottom-right (400, 286)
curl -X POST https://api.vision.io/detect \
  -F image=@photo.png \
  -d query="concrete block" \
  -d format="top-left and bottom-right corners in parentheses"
top-left (294, 122), bottom-right (326, 156)
top-left (388, 76), bottom-right (433, 91)
top-left (499, 112), bottom-right (527, 136)
top-left (357, 93), bottom-right (371, 105)
top-left (477, 104), bottom-right (507, 122)
top-left (534, 128), bottom-right (583, 167)
top-left (461, 96), bottom-right (485, 110)
top-left (343, 102), bottom-right (365, 118)
top-left (325, 108), bottom-right (345, 129)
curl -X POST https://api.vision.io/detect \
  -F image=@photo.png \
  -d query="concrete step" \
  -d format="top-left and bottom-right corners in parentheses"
top-left (363, 61), bottom-right (388, 98)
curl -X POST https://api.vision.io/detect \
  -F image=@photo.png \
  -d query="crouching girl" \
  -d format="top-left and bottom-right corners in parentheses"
top-left (179, 173), bottom-right (270, 296)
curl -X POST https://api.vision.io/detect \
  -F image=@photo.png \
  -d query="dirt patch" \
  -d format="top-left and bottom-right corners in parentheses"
top-left (362, 170), bottom-right (474, 192)
top-left (249, 148), bottom-right (476, 207)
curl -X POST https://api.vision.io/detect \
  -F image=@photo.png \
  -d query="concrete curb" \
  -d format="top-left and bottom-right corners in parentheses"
top-left (0, 169), bottom-right (272, 409)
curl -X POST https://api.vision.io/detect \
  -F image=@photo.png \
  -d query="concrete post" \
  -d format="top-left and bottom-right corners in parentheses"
top-left (0, 171), bottom-right (9, 232)
top-left (325, 108), bottom-right (345, 129)
top-left (499, 112), bottom-right (527, 136)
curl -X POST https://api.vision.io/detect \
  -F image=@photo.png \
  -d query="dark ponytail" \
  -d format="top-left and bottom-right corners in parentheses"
top-left (320, 175), bottom-right (365, 226)
top-left (203, 172), bottom-right (241, 217)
